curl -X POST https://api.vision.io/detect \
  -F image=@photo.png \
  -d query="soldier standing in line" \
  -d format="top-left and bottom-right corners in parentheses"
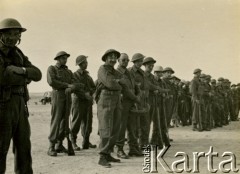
top-left (190, 68), bottom-right (202, 131)
top-left (203, 75), bottom-right (212, 130)
top-left (97, 49), bottom-right (122, 168)
top-left (222, 79), bottom-right (230, 125)
top-left (128, 53), bottom-right (150, 150)
top-left (0, 18), bottom-right (42, 173)
top-left (115, 53), bottom-right (142, 158)
top-left (70, 55), bottom-right (97, 151)
top-left (47, 51), bottom-right (76, 156)
top-left (161, 67), bottom-right (175, 128)
top-left (216, 77), bottom-right (225, 126)
top-left (153, 66), bottom-right (171, 147)
top-left (210, 79), bottom-right (221, 127)
top-left (143, 57), bottom-right (169, 149)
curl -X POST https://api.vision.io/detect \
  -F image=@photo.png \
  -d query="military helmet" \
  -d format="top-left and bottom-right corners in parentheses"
top-left (153, 65), bottom-right (163, 72)
top-left (76, 55), bottom-right (88, 65)
top-left (211, 79), bottom-right (216, 83)
top-left (0, 18), bottom-right (26, 32)
top-left (205, 75), bottom-right (211, 79)
top-left (193, 68), bottom-right (201, 74)
top-left (54, 51), bottom-right (70, 60)
top-left (102, 49), bottom-right (120, 61)
top-left (237, 83), bottom-right (240, 86)
top-left (143, 57), bottom-right (156, 65)
top-left (231, 84), bottom-right (236, 87)
top-left (131, 53), bottom-right (145, 62)
top-left (218, 77), bottom-right (224, 81)
top-left (162, 67), bottom-right (174, 74)
top-left (119, 53), bottom-right (129, 60)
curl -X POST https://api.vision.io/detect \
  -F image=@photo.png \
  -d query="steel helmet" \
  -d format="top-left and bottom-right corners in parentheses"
top-left (76, 55), bottom-right (88, 65)
top-left (102, 49), bottom-right (120, 61)
top-left (153, 65), bottom-right (163, 72)
top-left (143, 57), bottom-right (156, 65)
top-left (54, 51), bottom-right (70, 60)
top-left (131, 53), bottom-right (145, 62)
top-left (0, 18), bottom-right (26, 32)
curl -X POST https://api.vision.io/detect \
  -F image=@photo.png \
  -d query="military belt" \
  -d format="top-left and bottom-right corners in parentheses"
top-left (12, 86), bottom-right (25, 96)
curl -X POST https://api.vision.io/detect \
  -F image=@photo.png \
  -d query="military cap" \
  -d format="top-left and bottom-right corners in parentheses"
top-left (143, 57), bottom-right (156, 65)
top-left (76, 55), bottom-right (88, 65)
top-left (211, 79), bottom-right (216, 83)
top-left (153, 65), bottom-right (163, 72)
top-left (101, 49), bottom-right (120, 61)
top-left (218, 77), bottom-right (224, 81)
top-left (205, 75), bottom-right (211, 79)
top-left (131, 53), bottom-right (145, 62)
top-left (0, 18), bottom-right (26, 32)
top-left (54, 51), bottom-right (70, 60)
top-left (193, 68), bottom-right (201, 74)
top-left (162, 67), bottom-right (175, 74)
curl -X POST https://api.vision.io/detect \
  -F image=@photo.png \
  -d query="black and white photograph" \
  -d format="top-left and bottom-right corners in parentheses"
top-left (0, 0), bottom-right (240, 173)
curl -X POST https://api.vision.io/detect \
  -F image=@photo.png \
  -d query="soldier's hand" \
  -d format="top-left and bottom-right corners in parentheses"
top-left (68, 84), bottom-right (75, 89)
top-left (85, 92), bottom-right (93, 101)
top-left (154, 90), bottom-right (158, 94)
top-left (195, 99), bottom-right (200, 104)
top-left (65, 87), bottom-right (72, 94)
top-left (6, 65), bottom-right (25, 75)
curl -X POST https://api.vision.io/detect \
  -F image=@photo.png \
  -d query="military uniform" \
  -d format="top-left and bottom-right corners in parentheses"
top-left (70, 68), bottom-right (96, 149)
top-left (97, 49), bottom-right (122, 167)
top-left (47, 53), bottom-right (74, 152)
top-left (0, 18), bottom-right (42, 174)
top-left (190, 69), bottom-right (202, 131)
top-left (128, 65), bottom-right (150, 148)
top-left (115, 65), bottom-right (141, 156)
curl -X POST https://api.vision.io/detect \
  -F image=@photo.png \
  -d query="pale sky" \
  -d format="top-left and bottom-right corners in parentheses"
top-left (1, 0), bottom-right (240, 92)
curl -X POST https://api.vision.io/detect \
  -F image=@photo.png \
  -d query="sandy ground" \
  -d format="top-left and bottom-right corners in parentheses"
top-left (5, 93), bottom-right (240, 174)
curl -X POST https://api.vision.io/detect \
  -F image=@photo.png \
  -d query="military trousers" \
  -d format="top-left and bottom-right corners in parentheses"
top-left (0, 95), bottom-right (33, 174)
top-left (70, 96), bottom-right (92, 144)
top-left (97, 90), bottom-right (121, 155)
top-left (49, 90), bottom-right (69, 144)
top-left (192, 99), bottom-right (204, 130)
top-left (115, 100), bottom-right (138, 150)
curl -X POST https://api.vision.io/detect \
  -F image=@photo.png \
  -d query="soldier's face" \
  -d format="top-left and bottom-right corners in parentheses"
top-left (118, 56), bottom-right (129, 68)
top-left (144, 63), bottom-right (154, 73)
top-left (58, 56), bottom-right (68, 65)
top-left (163, 71), bottom-right (172, 78)
top-left (0, 29), bottom-right (21, 47)
top-left (154, 71), bottom-right (162, 78)
top-left (80, 60), bottom-right (88, 70)
top-left (134, 59), bottom-right (143, 69)
top-left (105, 53), bottom-right (118, 66)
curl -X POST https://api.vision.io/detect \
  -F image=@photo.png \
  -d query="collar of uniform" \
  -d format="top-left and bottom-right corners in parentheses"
top-left (56, 62), bottom-right (68, 69)
top-left (103, 63), bottom-right (115, 72)
top-left (132, 65), bottom-right (138, 72)
top-left (77, 68), bottom-right (88, 74)
top-left (144, 71), bottom-right (151, 77)
top-left (117, 65), bottom-right (127, 74)
top-left (0, 42), bottom-right (14, 56)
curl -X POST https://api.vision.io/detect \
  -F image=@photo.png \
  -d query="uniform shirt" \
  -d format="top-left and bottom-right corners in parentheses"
top-left (190, 76), bottom-right (200, 101)
top-left (47, 63), bottom-right (73, 90)
top-left (97, 64), bottom-right (122, 91)
top-left (144, 71), bottom-right (160, 96)
top-left (128, 65), bottom-right (149, 91)
top-left (0, 44), bottom-right (42, 86)
top-left (72, 69), bottom-right (96, 100)
top-left (116, 66), bottom-right (138, 102)
top-left (162, 77), bottom-right (175, 99)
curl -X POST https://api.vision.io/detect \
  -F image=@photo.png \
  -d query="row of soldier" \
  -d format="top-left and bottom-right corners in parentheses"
top-left (1, 17), bottom-right (239, 172)
top-left (46, 49), bottom-right (240, 168)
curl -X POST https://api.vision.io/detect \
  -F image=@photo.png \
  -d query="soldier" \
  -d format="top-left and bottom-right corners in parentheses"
top-left (203, 75), bottom-right (212, 130)
top-left (97, 49), bottom-right (122, 167)
top-left (162, 67), bottom-right (175, 128)
top-left (143, 57), bottom-right (168, 149)
top-left (115, 53), bottom-right (142, 158)
top-left (153, 66), bottom-right (170, 147)
top-left (231, 84), bottom-right (239, 121)
top-left (210, 79), bottom-right (221, 127)
top-left (47, 51), bottom-right (76, 156)
top-left (190, 68), bottom-right (202, 131)
top-left (216, 77), bottom-right (225, 126)
top-left (128, 53), bottom-right (150, 150)
top-left (0, 18), bottom-right (42, 173)
top-left (70, 55), bottom-right (97, 151)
